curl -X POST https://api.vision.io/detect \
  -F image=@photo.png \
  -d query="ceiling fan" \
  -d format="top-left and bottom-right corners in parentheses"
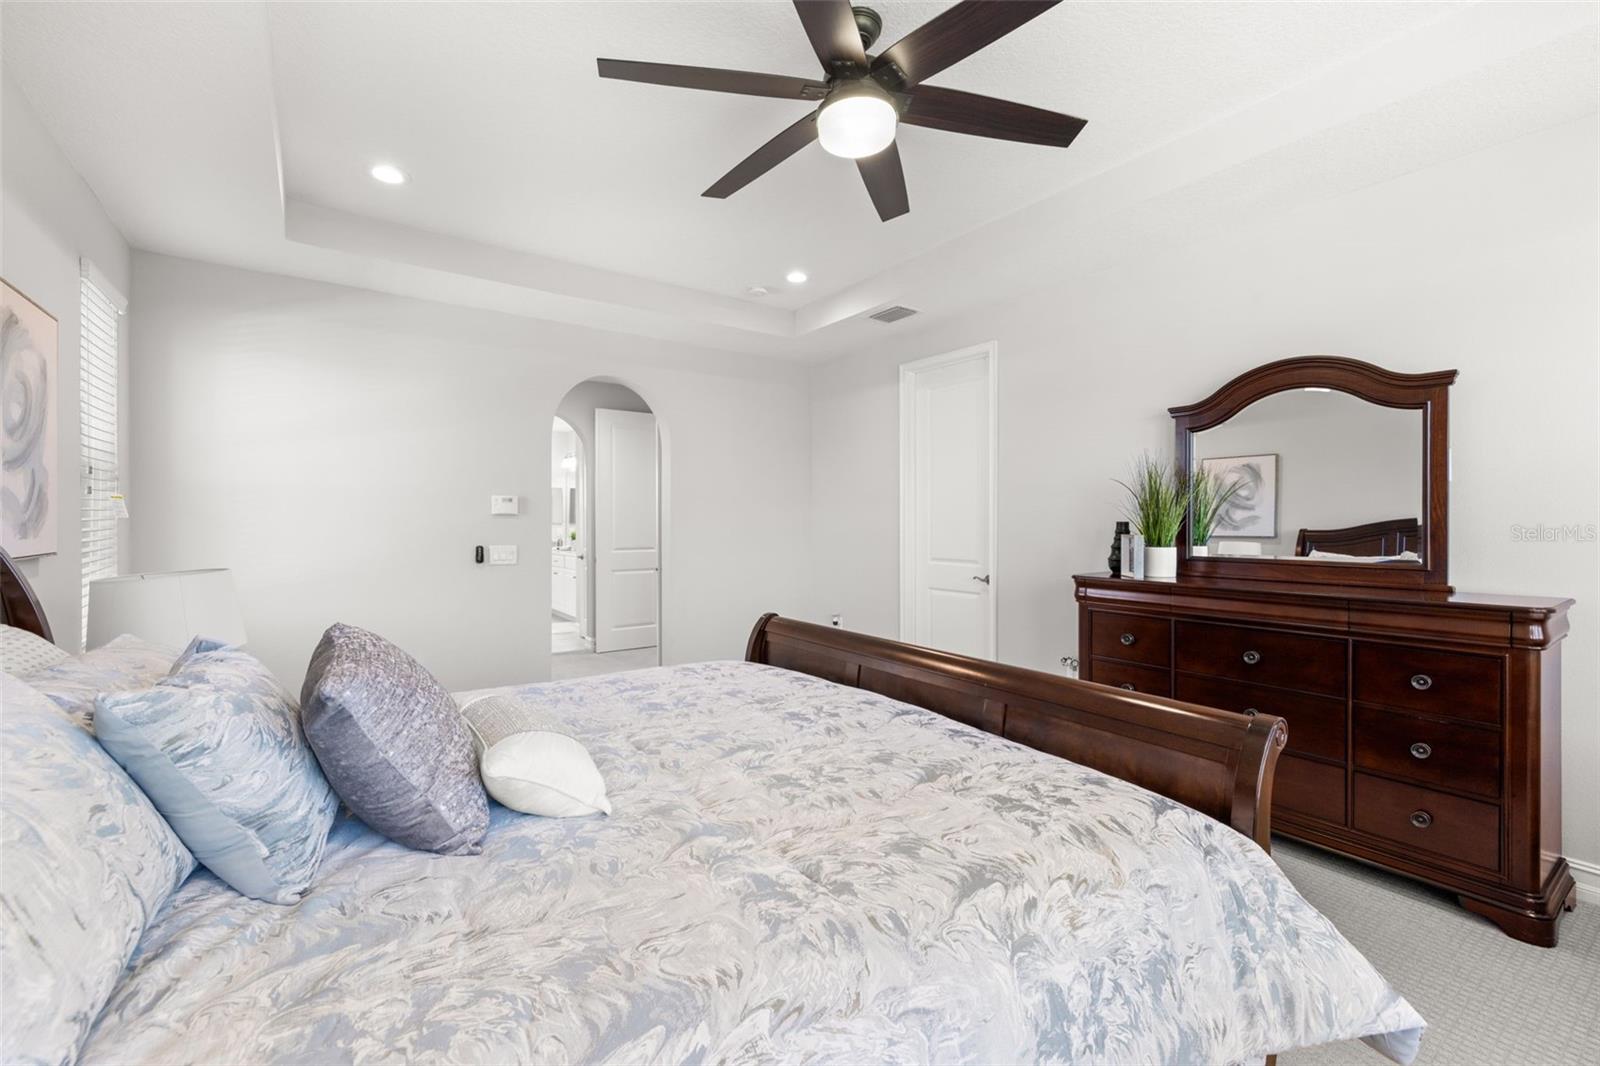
top-left (597, 0), bottom-right (1085, 222)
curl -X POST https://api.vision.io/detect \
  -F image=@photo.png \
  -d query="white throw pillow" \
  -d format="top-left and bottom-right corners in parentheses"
top-left (460, 694), bottom-right (611, 817)
top-left (0, 623), bottom-right (68, 676)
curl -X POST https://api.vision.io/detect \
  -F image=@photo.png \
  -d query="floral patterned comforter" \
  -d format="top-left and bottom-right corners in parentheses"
top-left (83, 662), bottom-right (1423, 1064)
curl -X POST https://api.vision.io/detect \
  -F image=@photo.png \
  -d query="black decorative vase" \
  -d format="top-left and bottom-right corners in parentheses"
top-left (1108, 520), bottom-right (1130, 576)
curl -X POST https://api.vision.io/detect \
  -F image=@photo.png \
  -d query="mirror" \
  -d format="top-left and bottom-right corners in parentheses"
top-left (551, 418), bottom-right (580, 549)
top-left (1189, 389), bottom-right (1423, 564)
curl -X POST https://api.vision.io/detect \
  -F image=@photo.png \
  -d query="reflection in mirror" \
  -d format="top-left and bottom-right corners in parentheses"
top-left (1190, 388), bottom-right (1423, 564)
top-left (551, 417), bottom-right (579, 548)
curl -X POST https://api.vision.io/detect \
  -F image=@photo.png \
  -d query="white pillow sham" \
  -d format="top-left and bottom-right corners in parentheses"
top-left (1306, 549), bottom-right (1421, 562)
top-left (24, 634), bottom-right (180, 733)
top-left (460, 694), bottom-right (611, 817)
top-left (0, 622), bottom-right (68, 676)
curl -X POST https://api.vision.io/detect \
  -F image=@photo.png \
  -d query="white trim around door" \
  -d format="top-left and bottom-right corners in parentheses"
top-left (899, 342), bottom-right (998, 659)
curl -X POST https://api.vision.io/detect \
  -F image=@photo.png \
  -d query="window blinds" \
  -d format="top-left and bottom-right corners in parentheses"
top-left (79, 263), bottom-right (125, 647)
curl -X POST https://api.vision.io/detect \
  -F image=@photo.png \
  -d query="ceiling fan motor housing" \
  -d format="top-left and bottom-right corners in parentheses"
top-left (852, 7), bottom-right (884, 51)
top-left (597, 1), bottom-right (1086, 222)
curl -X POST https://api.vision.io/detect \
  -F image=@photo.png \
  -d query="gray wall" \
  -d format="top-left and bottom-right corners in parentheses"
top-left (128, 252), bottom-right (811, 691)
top-left (805, 116), bottom-right (1599, 888)
top-left (1, 76), bottom-right (133, 649)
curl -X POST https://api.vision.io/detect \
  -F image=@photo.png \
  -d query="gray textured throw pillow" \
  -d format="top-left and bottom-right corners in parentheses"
top-left (300, 623), bottom-right (489, 854)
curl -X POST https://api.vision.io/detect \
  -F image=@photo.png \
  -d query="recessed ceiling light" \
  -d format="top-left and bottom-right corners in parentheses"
top-left (369, 163), bottom-right (407, 185)
top-left (746, 285), bottom-right (771, 298)
top-left (785, 269), bottom-right (808, 285)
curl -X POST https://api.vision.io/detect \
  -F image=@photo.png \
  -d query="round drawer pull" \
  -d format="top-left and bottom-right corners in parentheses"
top-left (1410, 674), bottom-right (1433, 691)
top-left (1409, 742), bottom-right (1433, 760)
top-left (1410, 810), bottom-right (1433, 829)
top-left (1119, 683), bottom-right (1136, 691)
top-left (1242, 650), bottom-right (1261, 665)
top-left (1120, 633), bottom-right (1136, 646)
top-left (1242, 707), bottom-right (1259, 717)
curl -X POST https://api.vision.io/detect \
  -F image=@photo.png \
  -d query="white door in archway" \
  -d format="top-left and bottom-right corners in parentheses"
top-left (594, 408), bottom-right (659, 652)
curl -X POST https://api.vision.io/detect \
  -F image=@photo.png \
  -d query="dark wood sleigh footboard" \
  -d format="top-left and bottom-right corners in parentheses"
top-left (746, 614), bottom-right (1288, 851)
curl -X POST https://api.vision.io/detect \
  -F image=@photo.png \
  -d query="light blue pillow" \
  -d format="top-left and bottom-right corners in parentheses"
top-left (94, 647), bottom-right (339, 904)
top-left (1, 671), bottom-right (195, 1065)
top-left (169, 634), bottom-right (237, 674)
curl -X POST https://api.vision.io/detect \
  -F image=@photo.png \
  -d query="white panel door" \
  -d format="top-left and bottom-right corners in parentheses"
top-left (594, 408), bottom-right (659, 653)
top-left (901, 347), bottom-right (994, 658)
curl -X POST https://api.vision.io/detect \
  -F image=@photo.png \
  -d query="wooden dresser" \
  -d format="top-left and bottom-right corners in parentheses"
top-left (1073, 573), bottom-right (1575, 945)
top-left (1085, 354), bottom-right (1578, 945)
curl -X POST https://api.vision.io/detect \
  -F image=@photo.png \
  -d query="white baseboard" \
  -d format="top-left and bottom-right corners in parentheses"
top-left (1569, 856), bottom-right (1600, 905)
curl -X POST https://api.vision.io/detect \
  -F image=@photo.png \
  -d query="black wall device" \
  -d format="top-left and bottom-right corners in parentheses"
top-left (475, 545), bottom-right (484, 564)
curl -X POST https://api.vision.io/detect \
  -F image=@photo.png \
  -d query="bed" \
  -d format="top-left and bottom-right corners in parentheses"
top-left (1, 553), bottom-right (1424, 1064)
top-left (1294, 517), bottom-right (1421, 558)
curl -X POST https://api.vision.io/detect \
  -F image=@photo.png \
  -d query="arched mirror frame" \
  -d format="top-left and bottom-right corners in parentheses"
top-left (1170, 356), bottom-right (1457, 592)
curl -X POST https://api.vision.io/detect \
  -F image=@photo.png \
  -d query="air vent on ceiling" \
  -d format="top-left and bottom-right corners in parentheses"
top-left (867, 305), bottom-right (919, 324)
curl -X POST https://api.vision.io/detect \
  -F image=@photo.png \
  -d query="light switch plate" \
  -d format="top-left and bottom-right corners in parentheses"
top-left (490, 495), bottom-right (519, 515)
top-left (488, 545), bottom-right (518, 565)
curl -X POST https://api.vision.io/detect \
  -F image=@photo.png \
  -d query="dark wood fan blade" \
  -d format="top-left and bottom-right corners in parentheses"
top-left (703, 112), bottom-right (819, 199)
top-left (597, 59), bottom-right (826, 100)
top-left (873, 0), bottom-right (1060, 88)
top-left (903, 86), bottom-right (1085, 147)
top-left (856, 142), bottom-right (909, 221)
top-left (793, 0), bottom-right (866, 73)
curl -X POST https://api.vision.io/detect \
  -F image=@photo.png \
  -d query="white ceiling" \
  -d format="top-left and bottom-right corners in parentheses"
top-left (3, 1), bottom-right (1595, 359)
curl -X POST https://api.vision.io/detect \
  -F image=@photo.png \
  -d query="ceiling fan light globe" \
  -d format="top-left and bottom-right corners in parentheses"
top-left (817, 94), bottom-right (898, 159)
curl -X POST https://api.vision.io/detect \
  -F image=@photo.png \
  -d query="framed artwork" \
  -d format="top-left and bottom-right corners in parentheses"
top-left (1, 280), bottom-right (59, 558)
top-left (1201, 453), bottom-right (1278, 538)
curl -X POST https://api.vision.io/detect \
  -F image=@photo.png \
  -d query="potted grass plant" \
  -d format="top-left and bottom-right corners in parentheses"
top-left (1115, 454), bottom-right (1187, 578)
top-left (1188, 466), bottom-right (1243, 557)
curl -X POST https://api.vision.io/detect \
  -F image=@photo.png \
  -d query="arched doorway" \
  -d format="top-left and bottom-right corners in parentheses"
top-left (549, 379), bottom-right (660, 680)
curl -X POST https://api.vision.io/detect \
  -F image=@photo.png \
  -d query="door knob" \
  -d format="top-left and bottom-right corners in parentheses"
top-left (972, 574), bottom-right (991, 584)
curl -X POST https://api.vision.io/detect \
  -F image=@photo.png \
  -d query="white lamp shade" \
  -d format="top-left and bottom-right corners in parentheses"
top-left (86, 570), bottom-right (247, 651)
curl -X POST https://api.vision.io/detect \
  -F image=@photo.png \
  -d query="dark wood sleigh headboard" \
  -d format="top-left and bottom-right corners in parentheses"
top-left (1295, 517), bottom-right (1421, 557)
top-left (0, 547), bottom-right (54, 644)
top-left (745, 614), bottom-right (1287, 851)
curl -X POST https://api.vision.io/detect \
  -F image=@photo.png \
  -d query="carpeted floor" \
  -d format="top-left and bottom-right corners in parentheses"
top-left (549, 645), bottom-right (659, 681)
top-left (1274, 839), bottom-right (1598, 1064)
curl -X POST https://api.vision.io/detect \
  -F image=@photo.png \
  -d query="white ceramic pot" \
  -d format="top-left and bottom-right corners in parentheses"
top-left (1145, 545), bottom-right (1178, 578)
top-left (1192, 545), bottom-right (1210, 557)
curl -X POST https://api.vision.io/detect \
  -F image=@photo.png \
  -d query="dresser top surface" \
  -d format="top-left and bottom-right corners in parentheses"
top-left (1074, 572), bottom-right (1573, 617)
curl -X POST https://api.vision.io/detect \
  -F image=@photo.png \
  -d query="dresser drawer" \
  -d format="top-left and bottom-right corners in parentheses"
top-left (1176, 674), bottom-right (1345, 762)
top-left (1175, 621), bottom-right (1346, 696)
top-left (1089, 611), bottom-right (1171, 668)
top-left (1275, 754), bottom-right (1345, 825)
top-left (1089, 658), bottom-right (1171, 697)
top-left (1353, 773), bottom-right (1500, 871)
top-left (1353, 705), bottom-right (1500, 799)
top-left (1353, 643), bottom-right (1502, 725)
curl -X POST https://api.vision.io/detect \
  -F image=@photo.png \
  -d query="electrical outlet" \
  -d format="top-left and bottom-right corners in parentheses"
top-left (830, 614), bottom-right (843, 628)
